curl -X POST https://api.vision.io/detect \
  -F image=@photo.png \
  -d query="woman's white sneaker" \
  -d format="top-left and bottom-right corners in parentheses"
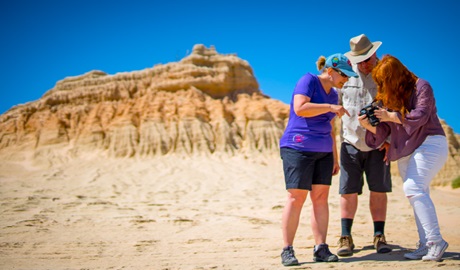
top-left (422, 239), bottom-right (448, 262)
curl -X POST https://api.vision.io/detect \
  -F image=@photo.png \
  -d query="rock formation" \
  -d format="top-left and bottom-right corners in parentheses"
top-left (433, 120), bottom-right (460, 185)
top-left (0, 44), bottom-right (288, 160)
top-left (0, 44), bottom-right (458, 185)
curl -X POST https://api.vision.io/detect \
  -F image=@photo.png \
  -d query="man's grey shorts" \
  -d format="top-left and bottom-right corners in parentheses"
top-left (339, 142), bottom-right (392, 195)
top-left (281, 147), bottom-right (333, 191)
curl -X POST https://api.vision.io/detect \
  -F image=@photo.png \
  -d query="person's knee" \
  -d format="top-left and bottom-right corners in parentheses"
top-left (370, 191), bottom-right (387, 198)
top-left (403, 180), bottom-right (425, 198)
top-left (308, 184), bottom-right (330, 205)
top-left (310, 191), bottom-right (329, 205)
top-left (287, 191), bottom-right (308, 206)
top-left (370, 191), bottom-right (387, 205)
top-left (341, 193), bottom-right (358, 199)
top-left (292, 196), bottom-right (307, 206)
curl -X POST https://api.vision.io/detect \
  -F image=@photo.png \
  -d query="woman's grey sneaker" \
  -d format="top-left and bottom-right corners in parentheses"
top-left (404, 241), bottom-right (428, 260)
top-left (422, 239), bottom-right (448, 262)
top-left (281, 246), bottom-right (300, 266)
top-left (337, 235), bottom-right (355, 257)
top-left (313, 243), bottom-right (339, 262)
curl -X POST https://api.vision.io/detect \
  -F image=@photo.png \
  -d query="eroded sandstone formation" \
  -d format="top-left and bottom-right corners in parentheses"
top-left (0, 44), bottom-right (458, 185)
top-left (434, 120), bottom-right (460, 185)
top-left (0, 45), bottom-right (288, 159)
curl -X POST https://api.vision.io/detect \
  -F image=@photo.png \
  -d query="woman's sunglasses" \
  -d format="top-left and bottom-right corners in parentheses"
top-left (333, 68), bottom-right (349, 78)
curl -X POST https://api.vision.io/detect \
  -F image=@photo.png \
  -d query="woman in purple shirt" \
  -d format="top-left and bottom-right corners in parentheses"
top-left (359, 55), bottom-right (448, 262)
top-left (279, 53), bottom-right (357, 266)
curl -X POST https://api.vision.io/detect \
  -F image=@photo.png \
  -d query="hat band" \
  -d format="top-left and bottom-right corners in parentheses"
top-left (350, 43), bottom-right (373, 56)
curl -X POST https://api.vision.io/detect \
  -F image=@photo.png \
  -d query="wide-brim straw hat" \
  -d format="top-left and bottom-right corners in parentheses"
top-left (344, 34), bottom-right (382, 64)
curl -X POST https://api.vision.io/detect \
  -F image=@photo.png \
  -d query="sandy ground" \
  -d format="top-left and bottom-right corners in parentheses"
top-left (0, 153), bottom-right (459, 270)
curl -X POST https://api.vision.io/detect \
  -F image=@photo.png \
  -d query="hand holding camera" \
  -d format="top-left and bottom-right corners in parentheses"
top-left (359, 103), bottom-right (380, 126)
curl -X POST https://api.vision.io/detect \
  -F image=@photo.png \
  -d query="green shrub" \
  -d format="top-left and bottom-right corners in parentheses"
top-left (452, 176), bottom-right (460, 189)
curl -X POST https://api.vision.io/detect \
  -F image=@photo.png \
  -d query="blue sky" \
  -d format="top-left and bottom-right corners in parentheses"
top-left (1, 0), bottom-right (459, 133)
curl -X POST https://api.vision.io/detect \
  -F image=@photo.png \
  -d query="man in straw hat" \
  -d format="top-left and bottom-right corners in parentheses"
top-left (336, 34), bottom-right (393, 257)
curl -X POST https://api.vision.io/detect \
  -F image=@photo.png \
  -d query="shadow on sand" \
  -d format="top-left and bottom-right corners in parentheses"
top-left (293, 244), bottom-right (459, 268)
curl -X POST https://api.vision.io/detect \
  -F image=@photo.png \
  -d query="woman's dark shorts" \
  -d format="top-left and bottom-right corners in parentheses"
top-left (280, 147), bottom-right (333, 191)
top-left (339, 142), bottom-right (392, 195)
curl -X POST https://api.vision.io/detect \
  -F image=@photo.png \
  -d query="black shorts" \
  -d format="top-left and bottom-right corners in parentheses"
top-left (280, 147), bottom-right (333, 191)
top-left (339, 142), bottom-right (392, 195)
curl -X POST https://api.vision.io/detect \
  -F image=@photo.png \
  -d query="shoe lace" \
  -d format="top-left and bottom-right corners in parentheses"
top-left (413, 244), bottom-right (428, 255)
top-left (374, 234), bottom-right (387, 245)
top-left (412, 242), bottom-right (428, 254)
top-left (426, 241), bottom-right (443, 256)
top-left (282, 247), bottom-right (296, 261)
top-left (338, 236), bottom-right (350, 247)
top-left (316, 244), bottom-right (333, 257)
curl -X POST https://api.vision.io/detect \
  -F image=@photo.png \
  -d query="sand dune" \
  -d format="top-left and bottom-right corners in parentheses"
top-left (0, 153), bottom-right (459, 269)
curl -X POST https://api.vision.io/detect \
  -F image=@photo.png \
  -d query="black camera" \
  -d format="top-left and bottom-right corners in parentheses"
top-left (359, 103), bottom-right (380, 126)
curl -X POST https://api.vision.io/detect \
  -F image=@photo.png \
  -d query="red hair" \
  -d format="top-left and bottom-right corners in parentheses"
top-left (372, 55), bottom-right (417, 119)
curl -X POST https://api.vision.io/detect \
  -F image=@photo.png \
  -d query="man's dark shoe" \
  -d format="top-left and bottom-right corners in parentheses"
top-left (374, 234), bottom-right (392, 253)
top-left (281, 246), bottom-right (300, 266)
top-left (337, 235), bottom-right (355, 257)
top-left (313, 243), bottom-right (339, 262)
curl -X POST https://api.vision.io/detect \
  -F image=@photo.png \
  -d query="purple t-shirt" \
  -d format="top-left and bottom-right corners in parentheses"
top-left (365, 79), bottom-right (445, 161)
top-left (280, 73), bottom-right (338, 152)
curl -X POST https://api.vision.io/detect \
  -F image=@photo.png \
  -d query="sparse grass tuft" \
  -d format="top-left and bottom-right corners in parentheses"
top-left (451, 176), bottom-right (460, 189)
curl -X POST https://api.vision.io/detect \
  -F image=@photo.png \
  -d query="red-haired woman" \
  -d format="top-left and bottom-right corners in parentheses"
top-left (358, 55), bottom-right (448, 262)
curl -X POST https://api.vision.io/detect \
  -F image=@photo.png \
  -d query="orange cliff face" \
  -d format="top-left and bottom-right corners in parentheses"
top-left (0, 44), bottom-right (458, 185)
top-left (0, 44), bottom-right (289, 158)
